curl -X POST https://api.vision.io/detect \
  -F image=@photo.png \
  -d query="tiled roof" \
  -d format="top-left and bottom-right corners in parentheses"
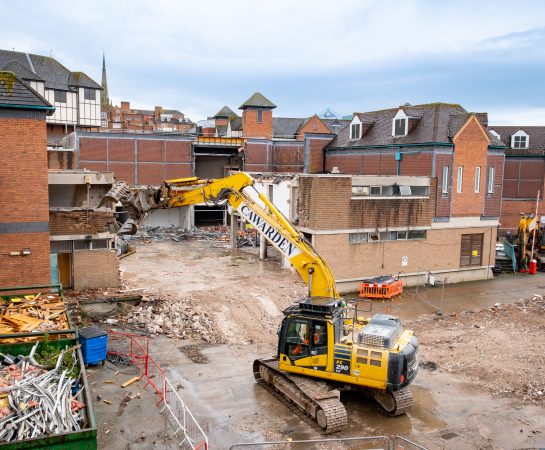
top-left (1, 60), bottom-right (42, 81)
top-left (230, 116), bottom-right (242, 131)
top-left (490, 126), bottom-right (545, 155)
top-left (0, 49), bottom-right (102, 91)
top-left (329, 103), bottom-right (504, 148)
top-left (0, 71), bottom-right (54, 114)
top-left (239, 92), bottom-right (276, 109)
top-left (273, 117), bottom-right (304, 137)
top-left (323, 118), bottom-right (350, 134)
top-left (214, 106), bottom-right (236, 118)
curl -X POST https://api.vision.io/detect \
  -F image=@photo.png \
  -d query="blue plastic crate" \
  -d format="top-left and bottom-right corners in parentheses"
top-left (78, 326), bottom-right (108, 365)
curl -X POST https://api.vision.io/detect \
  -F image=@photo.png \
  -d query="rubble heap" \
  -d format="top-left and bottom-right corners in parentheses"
top-left (124, 299), bottom-right (221, 343)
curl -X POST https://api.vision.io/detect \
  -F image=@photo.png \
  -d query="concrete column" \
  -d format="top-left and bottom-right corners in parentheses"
top-left (231, 213), bottom-right (238, 248)
top-left (259, 234), bottom-right (267, 260)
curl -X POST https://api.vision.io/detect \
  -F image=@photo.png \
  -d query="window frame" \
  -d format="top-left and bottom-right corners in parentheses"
top-left (487, 166), bottom-right (495, 194)
top-left (457, 166), bottom-right (463, 193)
top-left (350, 123), bottom-right (361, 140)
top-left (393, 118), bottom-right (407, 137)
top-left (441, 165), bottom-right (450, 195)
top-left (54, 90), bottom-right (67, 103)
top-left (475, 166), bottom-right (481, 193)
top-left (257, 109), bottom-right (263, 124)
top-left (83, 88), bottom-right (96, 101)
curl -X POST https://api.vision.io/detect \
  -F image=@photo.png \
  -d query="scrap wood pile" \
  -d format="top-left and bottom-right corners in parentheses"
top-left (0, 343), bottom-right (85, 442)
top-left (0, 293), bottom-right (69, 337)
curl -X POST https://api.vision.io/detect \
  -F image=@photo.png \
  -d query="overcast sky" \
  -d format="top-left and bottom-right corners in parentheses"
top-left (3, 0), bottom-right (545, 124)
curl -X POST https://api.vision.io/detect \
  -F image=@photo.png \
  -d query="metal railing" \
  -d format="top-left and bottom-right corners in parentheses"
top-left (107, 331), bottom-right (208, 449)
top-left (229, 435), bottom-right (427, 450)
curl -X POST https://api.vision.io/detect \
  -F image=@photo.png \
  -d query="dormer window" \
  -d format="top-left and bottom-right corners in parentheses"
top-left (392, 110), bottom-right (408, 137)
top-left (489, 129), bottom-right (501, 140)
top-left (350, 115), bottom-right (362, 140)
top-left (512, 130), bottom-right (529, 149)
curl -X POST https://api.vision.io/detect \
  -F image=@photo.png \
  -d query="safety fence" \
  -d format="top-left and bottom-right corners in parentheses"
top-left (107, 331), bottom-right (208, 449)
top-left (229, 435), bottom-right (427, 450)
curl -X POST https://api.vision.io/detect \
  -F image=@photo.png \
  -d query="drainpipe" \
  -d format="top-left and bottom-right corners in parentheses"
top-left (395, 149), bottom-right (402, 175)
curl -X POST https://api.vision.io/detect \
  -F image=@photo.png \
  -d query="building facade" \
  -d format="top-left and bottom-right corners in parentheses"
top-left (0, 49), bottom-right (102, 146)
top-left (0, 71), bottom-right (55, 287)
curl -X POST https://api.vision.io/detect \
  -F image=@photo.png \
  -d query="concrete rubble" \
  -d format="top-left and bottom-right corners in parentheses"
top-left (123, 298), bottom-right (220, 343)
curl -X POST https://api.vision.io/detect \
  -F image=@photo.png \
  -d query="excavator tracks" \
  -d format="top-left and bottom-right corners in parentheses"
top-left (254, 358), bottom-right (347, 434)
top-left (371, 386), bottom-right (414, 416)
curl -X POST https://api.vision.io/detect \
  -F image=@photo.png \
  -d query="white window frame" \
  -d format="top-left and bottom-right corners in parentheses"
top-left (392, 109), bottom-right (408, 137)
top-left (511, 130), bottom-right (529, 149)
top-left (457, 166), bottom-right (463, 193)
top-left (488, 166), bottom-right (495, 194)
top-left (475, 166), bottom-right (480, 193)
top-left (442, 165), bottom-right (449, 194)
top-left (350, 115), bottom-right (362, 140)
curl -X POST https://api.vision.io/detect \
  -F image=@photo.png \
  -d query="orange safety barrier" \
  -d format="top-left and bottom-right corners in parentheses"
top-left (359, 279), bottom-right (403, 299)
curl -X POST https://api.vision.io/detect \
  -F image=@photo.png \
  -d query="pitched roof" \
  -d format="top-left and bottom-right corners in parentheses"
top-left (214, 106), bottom-right (236, 118)
top-left (1, 60), bottom-right (42, 81)
top-left (230, 116), bottom-right (242, 131)
top-left (273, 117), bottom-right (304, 137)
top-left (0, 49), bottom-right (102, 91)
top-left (239, 92), bottom-right (276, 109)
top-left (329, 103), bottom-right (503, 148)
top-left (0, 71), bottom-right (54, 114)
top-left (489, 126), bottom-right (545, 155)
top-left (323, 118), bottom-right (350, 134)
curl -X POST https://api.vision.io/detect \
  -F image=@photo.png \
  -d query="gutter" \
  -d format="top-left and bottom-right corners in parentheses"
top-left (0, 103), bottom-right (55, 112)
top-left (327, 142), bottom-right (454, 151)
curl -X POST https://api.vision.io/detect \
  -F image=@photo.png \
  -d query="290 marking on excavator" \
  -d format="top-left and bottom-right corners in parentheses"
top-left (237, 203), bottom-right (301, 259)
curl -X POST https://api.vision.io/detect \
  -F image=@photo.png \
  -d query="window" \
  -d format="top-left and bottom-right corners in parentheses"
top-left (370, 186), bottom-right (381, 196)
top-left (115, 115), bottom-right (120, 122)
top-left (349, 232), bottom-right (368, 244)
top-left (457, 166), bottom-right (463, 193)
top-left (460, 233), bottom-right (483, 267)
top-left (394, 118), bottom-right (406, 136)
top-left (313, 121), bottom-right (318, 131)
top-left (101, 120), bottom-right (108, 128)
top-left (442, 166), bottom-right (449, 194)
top-left (101, 111), bottom-right (107, 119)
top-left (54, 90), bottom-right (67, 103)
top-left (311, 322), bottom-right (327, 354)
top-left (475, 166), bottom-right (481, 193)
top-left (397, 231), bottom-right (408, 240)
top-left (350, 123), bottom-right (361, 140)
top-left (83, 88), bottom-right (96, 101)
top-left (257, 109), bottom-right (263, 123)
top-left (513, 135), bottom-right (528, 149)
top-left (285, 319), bottom-right (310, 358)
top-left (408, 230), bottom-right (426, 239)
top-left (487, 166), bottom-right (495, 194)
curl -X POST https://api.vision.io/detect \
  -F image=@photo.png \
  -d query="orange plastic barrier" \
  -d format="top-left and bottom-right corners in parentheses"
top-left (359, 279), bottom-right (403, 299)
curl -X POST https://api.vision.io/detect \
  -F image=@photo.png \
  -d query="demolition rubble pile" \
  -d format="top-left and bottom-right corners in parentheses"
top-left (0, 294), bottom-right (70, 337)
top-left (411, 293), bottom-right (545, 403)
top-left (131, 225), bottom-right (257, 247)
top-left (0, 343), bottom-right (85, 442)
top-left (124, 298), bottom-right (221, 343)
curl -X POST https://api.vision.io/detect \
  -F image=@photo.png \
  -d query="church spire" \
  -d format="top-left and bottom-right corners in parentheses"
top-left (100, 52), bottom-right (109, 106)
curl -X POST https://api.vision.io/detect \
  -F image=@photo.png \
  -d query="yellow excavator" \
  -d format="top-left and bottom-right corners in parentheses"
top-left (102, 172), bottom-right (419, 433)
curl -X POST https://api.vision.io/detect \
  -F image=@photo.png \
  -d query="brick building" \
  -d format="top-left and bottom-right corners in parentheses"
top-left (100, 101), bottom-right (193, 133)
top-left (0, 71), bottom-right (55, 288)
top-left (488, 126), bottom-right (545, 235)
top-left (0, 49), bottom-right (102, 146)
top-left (48, 170), bottom-right (119, 290)
top-left (295, 104), bottom-right (506, 290)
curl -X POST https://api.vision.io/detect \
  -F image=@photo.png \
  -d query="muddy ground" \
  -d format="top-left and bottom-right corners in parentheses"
top-left (89, 238), bottom-right (545, 449)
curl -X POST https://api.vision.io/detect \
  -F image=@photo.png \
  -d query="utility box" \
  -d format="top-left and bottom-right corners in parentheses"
top-left (79, 326), bottom-right (108, 365)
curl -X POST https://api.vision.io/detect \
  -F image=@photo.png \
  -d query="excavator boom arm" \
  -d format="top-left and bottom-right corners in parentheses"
top-left (104, 172), bottom-right (339, 298)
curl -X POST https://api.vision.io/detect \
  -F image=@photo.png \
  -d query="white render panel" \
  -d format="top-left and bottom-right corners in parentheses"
top-left (78, 87), bottom-right (100, 126)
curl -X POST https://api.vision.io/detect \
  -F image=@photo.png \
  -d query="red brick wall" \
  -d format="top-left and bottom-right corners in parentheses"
top-left (435, 153), bottom-right (453, 218)
top-left (49, 211), bottom-right (115, 235)
top-left (244, 141), bottom-right (269, 172)
top-left (0, 117), bottom-right (50, 287)
top-left (0, 233), bottom-right (51, 287)
top-left (399, 153), bottom-right (433, 176)
top-left (297, 116), bottom-right (331, 140)
top-left (483, 154), bottom-right (504, 218)
top-left (78, 136), bottom-right (193, 186)
top-left (325, 151), bottom-right (432, 176)
top-left (451, 117), bottom-right (489, 217)
top-left (307, 138), bottom-right (332, 174)
top-left (272, 143), bottom-right (304, 172)
top-left (242, 109), bottom-right (273, 139)
top-left (503, 158), bottom-right (544, 199)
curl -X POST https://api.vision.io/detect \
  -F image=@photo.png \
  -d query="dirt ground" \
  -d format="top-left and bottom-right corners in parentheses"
top-left (88, 237), bottom-right (545, 449)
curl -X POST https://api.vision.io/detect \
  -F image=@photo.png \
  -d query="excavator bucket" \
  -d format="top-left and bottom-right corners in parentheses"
top-left (100, 181), bottom-right (163, 234)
